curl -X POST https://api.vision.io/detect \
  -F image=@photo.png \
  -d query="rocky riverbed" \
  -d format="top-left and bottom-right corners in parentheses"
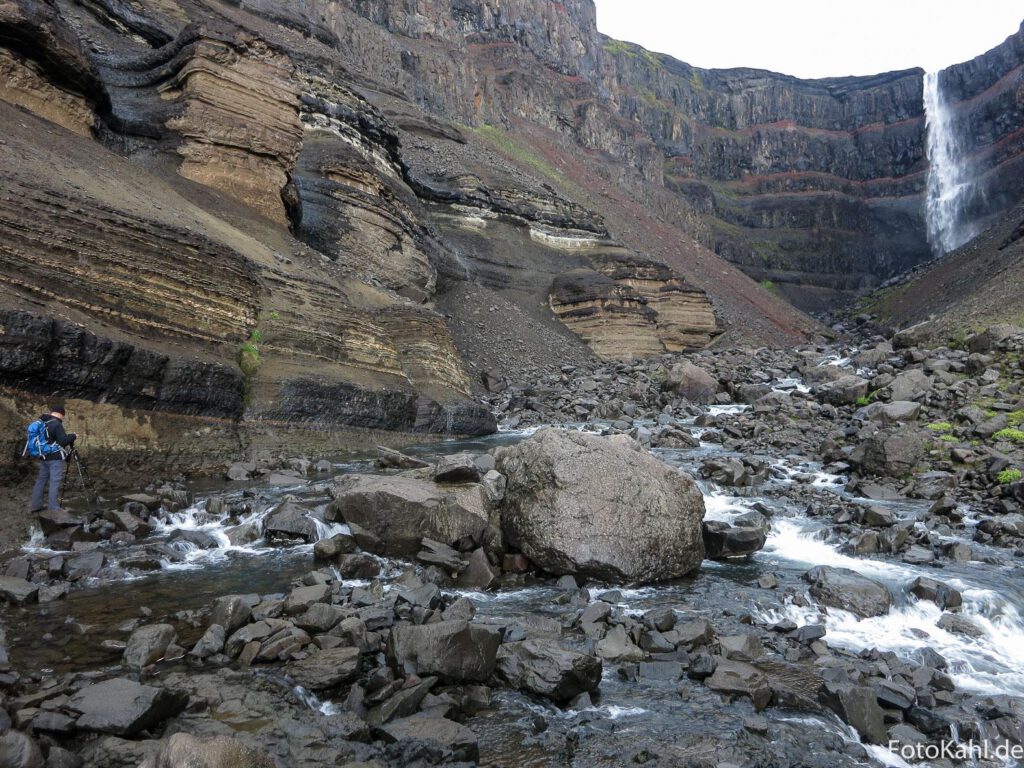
top-left (2, 319), bottom-right (1024, 767)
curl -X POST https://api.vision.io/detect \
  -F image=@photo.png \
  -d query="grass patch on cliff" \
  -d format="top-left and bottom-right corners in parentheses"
top-left (472, 124), bottom-right (585, 200)
top-left (238, 329), bottom-right (263, 403)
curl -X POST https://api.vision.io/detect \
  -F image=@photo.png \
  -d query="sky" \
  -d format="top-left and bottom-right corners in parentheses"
top-left (592, 1), bottom-right (1024, 78)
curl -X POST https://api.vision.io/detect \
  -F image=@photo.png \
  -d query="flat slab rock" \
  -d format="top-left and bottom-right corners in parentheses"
top-left (67, 678), bottom-right (187, 736)
top-left (0, 576), bottom-right (39, 604)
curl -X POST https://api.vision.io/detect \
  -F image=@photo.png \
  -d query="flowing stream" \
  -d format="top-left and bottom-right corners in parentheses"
top-left (6, 361), bottom-right (1024, 767)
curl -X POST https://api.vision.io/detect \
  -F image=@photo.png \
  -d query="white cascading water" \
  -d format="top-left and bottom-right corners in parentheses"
top-left (923, 70), bottom-right (978, 256)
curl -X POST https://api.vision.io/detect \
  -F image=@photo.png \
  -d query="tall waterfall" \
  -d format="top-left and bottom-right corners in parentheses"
top-left (923, 70), bottom-right (978, 256)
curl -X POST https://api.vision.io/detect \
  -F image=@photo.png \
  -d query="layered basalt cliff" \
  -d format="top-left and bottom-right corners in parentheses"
top-left (931, 23), bottom-right (1024, 235)
top-left (297, 1), bottom-right (1024, 311)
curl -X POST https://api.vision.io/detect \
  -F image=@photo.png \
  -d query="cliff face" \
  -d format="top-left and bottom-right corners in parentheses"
top-left (601, 53), bottom-right (930, 308)
top-left (303, 1), bottom-right (1024, 312)
top-left (935, 23), bottom-right (1024, 235)
top-left (2, 0), bottom-right (777, 481)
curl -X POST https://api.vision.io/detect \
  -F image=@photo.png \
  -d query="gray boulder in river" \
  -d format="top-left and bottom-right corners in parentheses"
top-left (803, 566), bottom-right (893, 618)
top-left (497, 428), bottom-right (705, 582)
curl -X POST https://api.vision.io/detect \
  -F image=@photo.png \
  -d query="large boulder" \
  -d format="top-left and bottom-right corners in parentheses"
top-left (497, 429), bottom-right (705, 583)
top-left (817, 375), bottom-right (870, 406)
top-left (67, 678), bottom-right (187, 736)
top-left (328, 475), bottom-right (499, 558)
top-left (663, 362), bottom-right (719, 403)
top-left (888, 370), bottom-right (933, 402)
top-left (389, 620), bottom-right (500, 683)
top-left (804, 566), bottom-right (892, 618)
top-left (496, 639), bottom-right (602, 704)
top-left (287, 646), bottom-right (360, 691)
top-left (851, 430), bottom-right (924, 478)
top-left (140, 734), bottom-right (275, 768)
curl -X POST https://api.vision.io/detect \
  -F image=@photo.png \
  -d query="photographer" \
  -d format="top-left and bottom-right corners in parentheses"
top-left (26, 406), bottom-right (77, 514)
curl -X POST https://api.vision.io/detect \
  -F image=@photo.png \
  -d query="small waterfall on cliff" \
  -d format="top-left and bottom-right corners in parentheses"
top-left (923, 70), bottom-right (979, 256)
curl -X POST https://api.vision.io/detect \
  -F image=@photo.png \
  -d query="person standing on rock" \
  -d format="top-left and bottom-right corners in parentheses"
top-left (26, 406), bottom-right (77, 514)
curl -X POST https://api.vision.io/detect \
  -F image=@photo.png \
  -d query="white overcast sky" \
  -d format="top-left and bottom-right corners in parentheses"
top-left (592, 1), bottom-right (1024, 78)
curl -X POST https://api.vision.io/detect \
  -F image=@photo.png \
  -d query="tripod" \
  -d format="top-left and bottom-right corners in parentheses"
top-left (59, 447), bottom-right (98, 508)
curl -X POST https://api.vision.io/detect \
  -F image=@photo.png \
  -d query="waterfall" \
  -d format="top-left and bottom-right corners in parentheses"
top-left (923, 70), bottom-right (979, 256)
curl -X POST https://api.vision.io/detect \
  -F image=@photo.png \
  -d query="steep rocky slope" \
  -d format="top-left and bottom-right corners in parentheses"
top-left (867, 200), bottom-right (1024, 337)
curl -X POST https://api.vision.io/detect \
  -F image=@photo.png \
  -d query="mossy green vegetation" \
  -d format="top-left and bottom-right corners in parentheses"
top-left (239, 330), bottom-right (262, 380)
top-left (927, 422), bottom-right (953, 432)
top-left (993, 428), bottom-right (1024, 443)
top-left (997, 468), bottom-right (1022, 484)
top-left (939, 434), bottom-right (959, 443)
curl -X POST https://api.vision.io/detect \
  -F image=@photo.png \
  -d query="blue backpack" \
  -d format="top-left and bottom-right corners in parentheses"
top-left (24, 418), bottom-right (63, 459)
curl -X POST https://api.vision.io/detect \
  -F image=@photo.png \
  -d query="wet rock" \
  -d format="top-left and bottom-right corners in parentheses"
top-left (936, 613), bottom-right (984, 638)
top-left (496, 640), bottom-right (602, 704)
top-left (287, 646), bottom-right (360, 691)
top-left (262, 500), bottom-right (317, 542)
top-left (416, 539), bottom-right (467, 573)
top-left (389, 621), bottom-right (500, 682)
top-left (166, 529), bottom-right (219, 549)
top-left (139, 733), bottom-right (274, 768)
top-left (433, 453), bottom-right (482, 483)
top-left (0, 577), bottom-right (38, 605)
top-left (454, 548), bottom-right (499, 590)
top-left (210, 596), bottom-right (253, 634)
top-left (498, 429), bottom-right (705, 583)
top-left (377, 714), bottom-right (479, 762)
top-left (312, 533), bottom-right (357, 561)
top-left (674, 618), bottom-right (715, 648)
top-left (37, 509), bottom-right (85, 536)
top-left (705, 658), bottom-right (772, 712)
top-left (902, 546), bottom-right (935, 565)
top-left (804, 566), bottom-right (892, 618)
top-left (908, 577), bottom-right (962, 610)
top-left (596, 625), bottom-right (644, 662)
top-left (376, 446), bottom-right (430, 470)
top-left (123, 624), bottom-right (177, 669)
top-left (103, 509), bottom-right (151, 537)
top-left (0, 730), bottom-right (44, 768)
top-left (337, 553), bottom-right (382, 579)
top-left (719, 634), bottom-right (764, 662)
top-left (67, 678), bottom-right (187, 736)
top-left (702, 520), bottom-right (767, 559)
top-left (822, 682), bottom-right (888, 744)
top-left (329, 475), bottom-right (496, 558)
top-left (788, 624), bottom-right (827, 644)
top-left (686, 649), bottom-right (717, 680)
top-left (873, 679), bottom-right (916, 710)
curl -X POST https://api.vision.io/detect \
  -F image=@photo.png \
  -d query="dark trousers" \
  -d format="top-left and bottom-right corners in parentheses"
top-left (31, 459), bottom-right (65, 512)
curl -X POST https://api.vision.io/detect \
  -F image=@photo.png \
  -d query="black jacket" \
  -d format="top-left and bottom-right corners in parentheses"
top-left (39, 414), bottom-right (74, 461)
